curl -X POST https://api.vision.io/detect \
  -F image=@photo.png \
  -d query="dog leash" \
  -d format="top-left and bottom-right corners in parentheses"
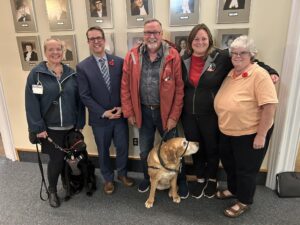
top-left (35, 141), bottom-right (49, 201)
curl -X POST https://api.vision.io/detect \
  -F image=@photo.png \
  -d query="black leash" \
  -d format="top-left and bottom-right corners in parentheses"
top-left (35, 142), bottom-right (49, 201)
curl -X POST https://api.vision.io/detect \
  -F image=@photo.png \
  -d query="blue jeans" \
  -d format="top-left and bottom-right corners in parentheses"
top-left (139, 105), bottom-right (186, 182)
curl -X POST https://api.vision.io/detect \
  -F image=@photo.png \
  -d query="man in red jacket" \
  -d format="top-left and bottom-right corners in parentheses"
top-left (121, 19), bottom-right (189, 198)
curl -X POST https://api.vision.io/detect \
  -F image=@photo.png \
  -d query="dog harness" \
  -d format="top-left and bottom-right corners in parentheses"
top-left (46, 136), bottom-right (85, 175)
top-left (65, 155), bottom-right (83, 176)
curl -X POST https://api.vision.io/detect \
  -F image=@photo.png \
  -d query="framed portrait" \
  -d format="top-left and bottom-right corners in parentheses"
top-left (216, 0), bottom-right (251, 24)
top-left (16, 36), bottom-right (42, 71)
top-left (45, 0), bottom-right (73, 31)
top-left (169, 0), bottom-right (200, 26)
top-left (85, 0), bottom-right (113, 28)
top-left (10, 0), bottom-right (37, 32)
top-left (126, 0), bottom-right (154, 28)
top-left (216, 28), bottom-right (249, 49)
top-left (104, 32), bottom-right (115, 55)
top-left (170, 31), bottom-right (189, 57)
top-left (127, 32), bottom-right (144, 50)
top-left (51, 35), bottom-right (78, 69)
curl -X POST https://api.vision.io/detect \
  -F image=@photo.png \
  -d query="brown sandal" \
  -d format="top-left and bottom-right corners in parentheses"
top-left (216, 190), bottom-right (235, 200)
top-left (224, 202), bottom-right (250, 218)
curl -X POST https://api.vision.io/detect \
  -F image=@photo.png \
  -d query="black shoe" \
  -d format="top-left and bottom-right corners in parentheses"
top-left (204, 180), bottom-right (218, 198)
top-left (138, 179), bottom-right (150, 193)
top-left (49, 192), bottom-right (60, 208)
top-left (190, 181), bottom-right (207, 199)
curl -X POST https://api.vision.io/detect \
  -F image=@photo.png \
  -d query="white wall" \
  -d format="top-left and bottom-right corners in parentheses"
top-left (0, 0), bottom-right (292, 168)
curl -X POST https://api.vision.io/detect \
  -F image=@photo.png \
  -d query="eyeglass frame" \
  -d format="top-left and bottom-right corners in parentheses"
top-left (87, 36), bottom-right (105, 43)
top-left (230, 51), bottom-right (251, 57)
top-left (143, 31), bottom-right (162, 37)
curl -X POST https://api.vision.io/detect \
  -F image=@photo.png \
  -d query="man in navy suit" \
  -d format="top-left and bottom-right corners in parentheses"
top-left (76, 26), bottom-right (134, 195)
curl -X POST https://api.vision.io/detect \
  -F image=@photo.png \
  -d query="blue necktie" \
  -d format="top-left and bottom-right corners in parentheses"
top-left (99, 58), bottom-right (111, 92)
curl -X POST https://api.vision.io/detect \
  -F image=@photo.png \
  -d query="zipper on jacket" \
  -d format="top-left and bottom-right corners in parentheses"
top-left (57, 72), bottom-right (76, 127)
top-left (192, 87), bottom-right (197, 114)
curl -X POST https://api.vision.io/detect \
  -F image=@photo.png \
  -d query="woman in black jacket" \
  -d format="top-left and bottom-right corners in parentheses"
top-left (25, 38), bottom-right (85, 208)
top-left (181, 24), bottom-right (279, 199)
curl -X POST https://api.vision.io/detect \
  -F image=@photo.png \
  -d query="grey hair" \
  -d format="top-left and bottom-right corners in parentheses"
top-left (229, 35), bottom-right (258, 60)
top-left (43, 38), bottom-right (63, 52)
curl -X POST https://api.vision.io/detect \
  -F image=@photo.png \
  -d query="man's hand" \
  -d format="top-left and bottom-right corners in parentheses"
top-left (103, 107), bottom-right (121, 120)
top-left (167, 118), bottom-right (177, 131)
top-left (128, 116), bottom-right (136, 126)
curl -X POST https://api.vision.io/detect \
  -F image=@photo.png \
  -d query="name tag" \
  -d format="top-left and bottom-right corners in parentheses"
top-left (32, 84), bottom-right (43, 94)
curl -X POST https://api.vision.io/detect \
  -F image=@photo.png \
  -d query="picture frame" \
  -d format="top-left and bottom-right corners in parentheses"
top-left (85, 0), bottom-right (113, 28)
top-left (216, 0), bottom-right (251, 24)
top-left (10, 0), bottom-right (38, 32)
top-left (127, 32), bottom-right (144, 50)
top-left (16, 36), bottom-right (42, 71)
top-left (170, 31), bottom-right (190, 57)
top-left (104, 32), bottom-right (115, 55)
top-left (126, 0), bottom-right (154, 28)
top-left (51, 35), bottom-right (78, 69)
top-left (216, 28), bottom-right (249, 49)
top-left (169, 0), bottom-right (200, 27)
top-left (45, 0), bottom-right (73, 31)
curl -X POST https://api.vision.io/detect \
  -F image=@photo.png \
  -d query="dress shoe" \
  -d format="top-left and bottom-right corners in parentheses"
top-left (104, 181), bottom-right (115, 195)
top-left (49, 192), bottom-right (60, 208)
top-left (117, 176), bottom-right (135, 187)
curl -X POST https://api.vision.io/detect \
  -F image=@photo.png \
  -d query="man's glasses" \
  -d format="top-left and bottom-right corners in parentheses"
top-left (88, 36), bottom-right (104, 43)
top-left (143, 31), bottom-right (161, 36)
top-left (231, 51), bottom-right (250, 57)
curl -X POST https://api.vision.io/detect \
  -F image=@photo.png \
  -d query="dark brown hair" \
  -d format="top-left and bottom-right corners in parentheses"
top-left (86, 26), bottom-right (105, 40)
top-left (187, 23), bottom-right (214, 56)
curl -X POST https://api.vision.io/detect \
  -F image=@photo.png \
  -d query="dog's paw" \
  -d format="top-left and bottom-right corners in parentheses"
top-left (64, 196), bottom-right (71, 201)
top-left (173, 195), bottom-right (181, 204)
top-left (145, 199), bottom-right (154, 208)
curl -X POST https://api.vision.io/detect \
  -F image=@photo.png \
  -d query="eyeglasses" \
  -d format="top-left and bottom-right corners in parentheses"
top-left (143, 31), bottom-right (161, 36)
top-left (231, 51), bottom-right (250, 57)
top-left (88, 36), bottom-right (104, 43)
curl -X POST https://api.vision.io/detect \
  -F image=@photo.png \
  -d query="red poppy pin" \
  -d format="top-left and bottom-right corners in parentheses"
top-left (165, 55), bottom-right (172, 61)
top-left (242, 72), bottom-right (248, 78)
top-left (108, 59), bottom-right (114, 66)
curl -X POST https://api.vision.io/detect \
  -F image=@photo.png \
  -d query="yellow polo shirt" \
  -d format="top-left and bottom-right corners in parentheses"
top-left (214, 63), bottom-right (278, 136)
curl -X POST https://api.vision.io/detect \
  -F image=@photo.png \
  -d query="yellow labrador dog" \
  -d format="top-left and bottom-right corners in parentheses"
top-left (145, 137), bottom-right (199, 208)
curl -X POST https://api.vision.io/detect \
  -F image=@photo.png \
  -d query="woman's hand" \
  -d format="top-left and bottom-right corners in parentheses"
top-left (36, 131), bottom-right (48, 139)
top-left (253, 134), bottom-right (266, 149)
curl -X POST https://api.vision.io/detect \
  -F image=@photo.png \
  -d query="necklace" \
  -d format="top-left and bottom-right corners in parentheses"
top-left (47, 63), bottom-right (63, 78)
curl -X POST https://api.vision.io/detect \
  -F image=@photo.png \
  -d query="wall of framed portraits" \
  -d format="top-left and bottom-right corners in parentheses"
top-left (0, 0), bottom-right (294, 170)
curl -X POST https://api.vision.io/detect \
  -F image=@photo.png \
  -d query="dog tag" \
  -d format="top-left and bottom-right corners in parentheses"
top-left (32, 85), bottom-right (43, 94)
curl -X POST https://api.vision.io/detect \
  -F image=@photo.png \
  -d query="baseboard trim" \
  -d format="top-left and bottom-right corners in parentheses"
top-left (16, 149), bottom-right (267, 185)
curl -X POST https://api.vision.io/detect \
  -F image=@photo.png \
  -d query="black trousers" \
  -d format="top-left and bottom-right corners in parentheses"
top-left (181, 112), bottom-right (220, 179)
top-left (219, 126), bottom-right (274, 204)
top-left (40, 129), bottom-right (71, 193)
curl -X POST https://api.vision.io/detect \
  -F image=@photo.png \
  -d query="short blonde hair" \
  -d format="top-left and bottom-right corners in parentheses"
top-left (229, 35), bottom-right (258, 60)
top-left (43, 38), bottom-right (63, 52)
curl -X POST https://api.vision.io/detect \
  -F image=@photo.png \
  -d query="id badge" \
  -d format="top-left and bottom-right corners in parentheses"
top-left (32, 84), bottom-right (43, 94)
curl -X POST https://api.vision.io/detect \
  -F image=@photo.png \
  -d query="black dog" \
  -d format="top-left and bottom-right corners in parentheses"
top-left (63, 130), bottom-right (96, 201)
